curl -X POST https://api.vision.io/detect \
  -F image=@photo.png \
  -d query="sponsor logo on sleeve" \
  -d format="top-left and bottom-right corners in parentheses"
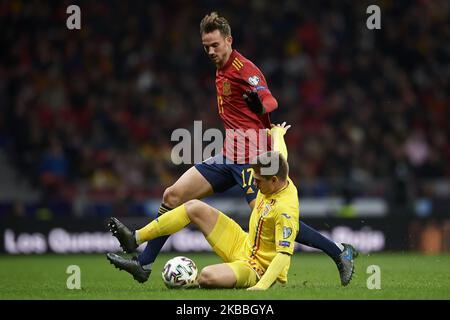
top-left (281, 213), bottom-right (291, 219)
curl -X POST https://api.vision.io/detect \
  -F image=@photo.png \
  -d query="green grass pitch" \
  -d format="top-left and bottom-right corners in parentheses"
top-left (1, 252), bottom-right (449, 300)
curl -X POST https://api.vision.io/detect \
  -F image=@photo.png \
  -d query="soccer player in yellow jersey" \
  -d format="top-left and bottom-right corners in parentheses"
top-left (107, 123), bottom-right (299, 289)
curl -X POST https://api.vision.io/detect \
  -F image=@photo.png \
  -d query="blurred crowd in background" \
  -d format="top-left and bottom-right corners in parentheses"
top-left (1, 0), bottom-right (448, 217)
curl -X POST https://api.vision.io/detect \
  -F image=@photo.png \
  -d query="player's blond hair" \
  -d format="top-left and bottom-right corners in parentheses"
top-left (199, 12), bottom-right (231, 37)
top-left (251, 152), bottom-right (289, 182)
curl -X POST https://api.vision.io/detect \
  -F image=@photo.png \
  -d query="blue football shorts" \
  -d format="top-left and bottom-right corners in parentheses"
top-left (194, 154), bottom-right (257, 203)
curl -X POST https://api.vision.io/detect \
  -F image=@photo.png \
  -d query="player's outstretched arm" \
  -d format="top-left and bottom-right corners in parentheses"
top-left (269, 122), bottom-right (291, 160)
top-left (247, 252), bottom-right (291, 291)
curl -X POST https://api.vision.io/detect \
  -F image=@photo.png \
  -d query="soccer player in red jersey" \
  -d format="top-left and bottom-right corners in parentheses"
top-left (107, 12), bottom-right (357, 286)
top-left (211, 32), bottom-right (277, 164)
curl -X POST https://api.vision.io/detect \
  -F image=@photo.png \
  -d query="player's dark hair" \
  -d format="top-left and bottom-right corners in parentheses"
top-left (251, 151), bottom-right (289, 182)
top-left (200, 12), bottom-right (231, 37)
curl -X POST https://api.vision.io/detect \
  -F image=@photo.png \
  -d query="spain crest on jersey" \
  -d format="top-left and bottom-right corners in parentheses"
top-left (222, 80), bottom-right (231, 96)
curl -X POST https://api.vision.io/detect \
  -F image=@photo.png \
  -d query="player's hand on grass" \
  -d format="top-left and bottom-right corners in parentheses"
top-left (243, 90), bottom-right (266, 115)
top-left (246, 286), bottom-right (266, 291)
top-left (270, 122), bottom-right (291, 135)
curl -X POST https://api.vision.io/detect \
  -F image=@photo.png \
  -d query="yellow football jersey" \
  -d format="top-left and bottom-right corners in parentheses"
top-left (242, 177), bottom-right (299, 283)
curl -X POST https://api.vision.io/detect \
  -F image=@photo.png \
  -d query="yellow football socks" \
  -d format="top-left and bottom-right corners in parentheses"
top-left (136, 204), bottom-right (190, 244)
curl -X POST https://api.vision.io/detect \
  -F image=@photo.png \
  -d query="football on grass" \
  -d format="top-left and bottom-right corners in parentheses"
top-left (161, 256), bottom-right (198, 288)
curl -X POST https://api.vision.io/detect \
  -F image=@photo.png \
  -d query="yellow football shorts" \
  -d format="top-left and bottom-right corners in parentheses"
top-left (205, 211), bottom-right (260, 288)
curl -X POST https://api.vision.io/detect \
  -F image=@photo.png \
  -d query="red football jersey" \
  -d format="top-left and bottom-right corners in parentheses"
top-left (216, 50), bottom-right (278, 163)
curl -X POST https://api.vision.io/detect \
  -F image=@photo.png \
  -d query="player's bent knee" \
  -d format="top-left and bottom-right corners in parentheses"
top-left (184, 200), bottom-right (208, 221)
top-left (162, 186), bottom-right (183, 208)
top-left (198, 267), bottom-right (217, 288)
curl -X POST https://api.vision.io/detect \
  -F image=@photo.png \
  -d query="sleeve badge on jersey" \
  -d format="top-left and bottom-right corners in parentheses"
top-left (283, 227), bottom-right (292, 239)
top-left (279, 240), bottom-right (291, 247)
top-left (248, 75), bottom-right (260, 86)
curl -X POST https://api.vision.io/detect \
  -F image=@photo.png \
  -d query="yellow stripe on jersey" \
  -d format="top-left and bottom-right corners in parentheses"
top-left (232, 57), bottom-right (244, 71)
